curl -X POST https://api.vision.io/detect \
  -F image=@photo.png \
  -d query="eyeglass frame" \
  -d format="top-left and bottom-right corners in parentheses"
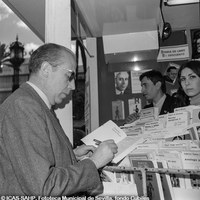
top-left (64, 68), bottom-right (76, 82)
top-left (49, 62), bottom-right (76, 82)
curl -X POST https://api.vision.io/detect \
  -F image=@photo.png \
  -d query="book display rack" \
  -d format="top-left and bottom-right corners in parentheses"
top-left (104, 165), bottom-right (200, 198)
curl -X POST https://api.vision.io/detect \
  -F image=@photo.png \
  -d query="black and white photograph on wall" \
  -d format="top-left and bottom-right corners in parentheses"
top-left (130, 70), bottom-right (150, 94)
top-left (111, 100), bottom-right (125, 121)
top-left (163, 62), bottom-right (179, 85)
top-left (191, 29), bottom-right (200, 60)
top-left (114, 71), bottom-right (130, 95)
top-left (128, 98), bottom-right (142, 115)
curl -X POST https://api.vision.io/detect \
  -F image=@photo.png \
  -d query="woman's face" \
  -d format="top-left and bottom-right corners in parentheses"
top-left (180, 67), bottom-right (200, 97)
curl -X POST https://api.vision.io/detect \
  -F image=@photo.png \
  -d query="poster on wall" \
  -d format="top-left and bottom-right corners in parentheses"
top-left (191, 29), bottom-right (200, 60)
top-left (128, 98), bottom-right (142, 115)
top-left (111, 100), bottom-right (125, 121)
top-left (130, 70), bottom-right (150, 94)
top-left (163, 62), bottom-right (180, 85)
top-left (114, 71), bottom-right (130, 95)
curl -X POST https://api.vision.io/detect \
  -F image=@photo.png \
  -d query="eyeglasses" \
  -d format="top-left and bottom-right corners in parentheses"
top-left (49, 63), bottom-right (76, 82)
top-left (65, 69), bottom-right (76, 82)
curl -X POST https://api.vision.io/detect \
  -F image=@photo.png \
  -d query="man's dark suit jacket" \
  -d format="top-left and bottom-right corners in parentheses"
top-left (144, 94), bottom-right (175, 115)
top-left (0, 83), bottom-right (102, 196)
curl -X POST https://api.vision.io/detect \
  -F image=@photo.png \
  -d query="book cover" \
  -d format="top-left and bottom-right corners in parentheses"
top-left (155, 150), bottom-right (186, 189)
top-left (101, 170), bottom-right (138, 196)
top-left (180, 151), bottom-right (200, 189)
top-left (166, 111), bottom-right (190, 129)
top-left (129, 159), bottom-right (165, 200)
top-left (186, 123), bottom-right (200, 141)
top-left (157, 160), bottom-right (175, 200)
top-left (111, 100), bottom-right (125, 121)
top-left (81, 120), bottom-right (144, 164)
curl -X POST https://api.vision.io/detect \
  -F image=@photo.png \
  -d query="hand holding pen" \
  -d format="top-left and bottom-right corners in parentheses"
top-left (93, 139), bottom-right (102, 146)
top-left (89, 139), bottom-right (118, 169)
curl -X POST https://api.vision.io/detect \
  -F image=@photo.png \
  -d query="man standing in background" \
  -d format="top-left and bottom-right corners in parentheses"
top-left (126, 70), bottom-right (175, 124)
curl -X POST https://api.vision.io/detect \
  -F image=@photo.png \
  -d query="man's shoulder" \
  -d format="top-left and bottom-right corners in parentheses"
top-left (160, 93), bottom-right (177, 114)
top-left (164, 75), bottom-right (173, 83)
top-left (143, 103), bottom-right (153, 109)
top-left (165, 93), bottom-right (176, 101)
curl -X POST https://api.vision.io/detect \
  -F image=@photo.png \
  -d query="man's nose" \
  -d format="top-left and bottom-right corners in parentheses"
top-left (68, 79), bottom-right (75, 90)
top-left (141, 87), bottom-right (145, 93)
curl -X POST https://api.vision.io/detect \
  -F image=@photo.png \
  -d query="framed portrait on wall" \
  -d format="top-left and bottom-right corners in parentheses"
top-left (163, 62), bottom-right (180, 85)
top-left (191, 29), bottom-right (200, 60)
top-left (114, 71), bottom-right (130, 95)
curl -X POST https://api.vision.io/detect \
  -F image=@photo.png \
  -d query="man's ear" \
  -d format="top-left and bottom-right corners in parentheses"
top-left (40, 61), bottom-right (51, 78)
top-left (155, 81), bottom-right (162, 90)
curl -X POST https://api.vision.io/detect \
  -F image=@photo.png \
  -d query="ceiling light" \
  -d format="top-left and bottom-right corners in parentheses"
top-left (164, 0), bottom-right (199, 6)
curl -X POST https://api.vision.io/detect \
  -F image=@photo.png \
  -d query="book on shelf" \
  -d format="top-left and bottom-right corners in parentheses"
top-left (185, 123), bottom-right (200, 141)
top-left (137, 107), bottom-right (159, 124)
top-left (129, 148), bottom-right (157, 160)
top-left (157, 160), bottom-right (175, 200)
top-left (166, 111), bottom-right (190, 129)
top-left (174, 105), bottom-right (200, 124)
top-left (128, 158), bottom-right (165, 200)
top-left (120, 124), bottom-right (144, 136)
top-left (155, 150), bottom-right (186, 189)
top-left (180, 151), bottom-right (200, 189)
top-left (81, 120), bottom-right (144, 164)
top-left (159, 140), bottom-right (199, 151)
top-left (100, 168), bottom-right (138, 196)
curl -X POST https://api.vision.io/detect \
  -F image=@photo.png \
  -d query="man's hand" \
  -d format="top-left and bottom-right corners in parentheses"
top-left (89, 139), bottom-right (118, 169)
top-left (74, 144), bottom-right (96, 161)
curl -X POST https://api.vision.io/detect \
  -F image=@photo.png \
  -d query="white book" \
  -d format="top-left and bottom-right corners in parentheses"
top-left (166, 111), bottom-right (190, 129)
top-left (180, 151), bottom-right (200, 189)
top-left (128, 159), bottom-right (165, 200)
top-left (157, 160), bottom-right (175, 200)
top-left (81, 120), bottom-right (144, 164)
top-left (155, 150), bottom-right (186, 188)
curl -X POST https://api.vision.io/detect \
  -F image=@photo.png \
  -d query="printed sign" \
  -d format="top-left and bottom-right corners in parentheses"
top-left (157, 44), bottom-right (189, 61)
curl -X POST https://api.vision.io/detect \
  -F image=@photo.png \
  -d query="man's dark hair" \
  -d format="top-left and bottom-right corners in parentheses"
top-left (167, 66), bottom-right (177, 73)
top-left (139, 70), bottom-right (166, 93)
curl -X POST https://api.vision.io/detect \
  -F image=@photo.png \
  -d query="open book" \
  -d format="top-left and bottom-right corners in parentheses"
top-left (81, 120), bottom-right (144, 164)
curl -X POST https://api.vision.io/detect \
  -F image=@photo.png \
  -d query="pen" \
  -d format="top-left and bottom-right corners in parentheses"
top-left (93, 139), bottom-right (102, 145)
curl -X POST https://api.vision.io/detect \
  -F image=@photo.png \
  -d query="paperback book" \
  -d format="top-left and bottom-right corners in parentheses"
top-left (81, 120), bottom-right (144, 163)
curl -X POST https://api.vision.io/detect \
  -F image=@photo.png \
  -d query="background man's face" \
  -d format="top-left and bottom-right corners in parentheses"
top-left (115, 72), bottom-right (129, 92)
top-left (168, 68), bottom-right (177, 81)
top-left (141, 76), bottom-right (158, 101)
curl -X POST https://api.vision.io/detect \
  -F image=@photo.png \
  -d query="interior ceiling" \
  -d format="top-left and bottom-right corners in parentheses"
top-left (2, 0), bottom-right (200, 57)
top-left (74, 0), bottom-right (200, 38)
top-left (74, 0), bottom-right (161, 37)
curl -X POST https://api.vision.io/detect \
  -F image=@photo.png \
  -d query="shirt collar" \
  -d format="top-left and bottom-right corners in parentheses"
top-left (115, 88), bottom-right (124, 95)
top-left (153, 94), bottom-right (166, 114)
top-left (27, 81), bottom-right (51, 109)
